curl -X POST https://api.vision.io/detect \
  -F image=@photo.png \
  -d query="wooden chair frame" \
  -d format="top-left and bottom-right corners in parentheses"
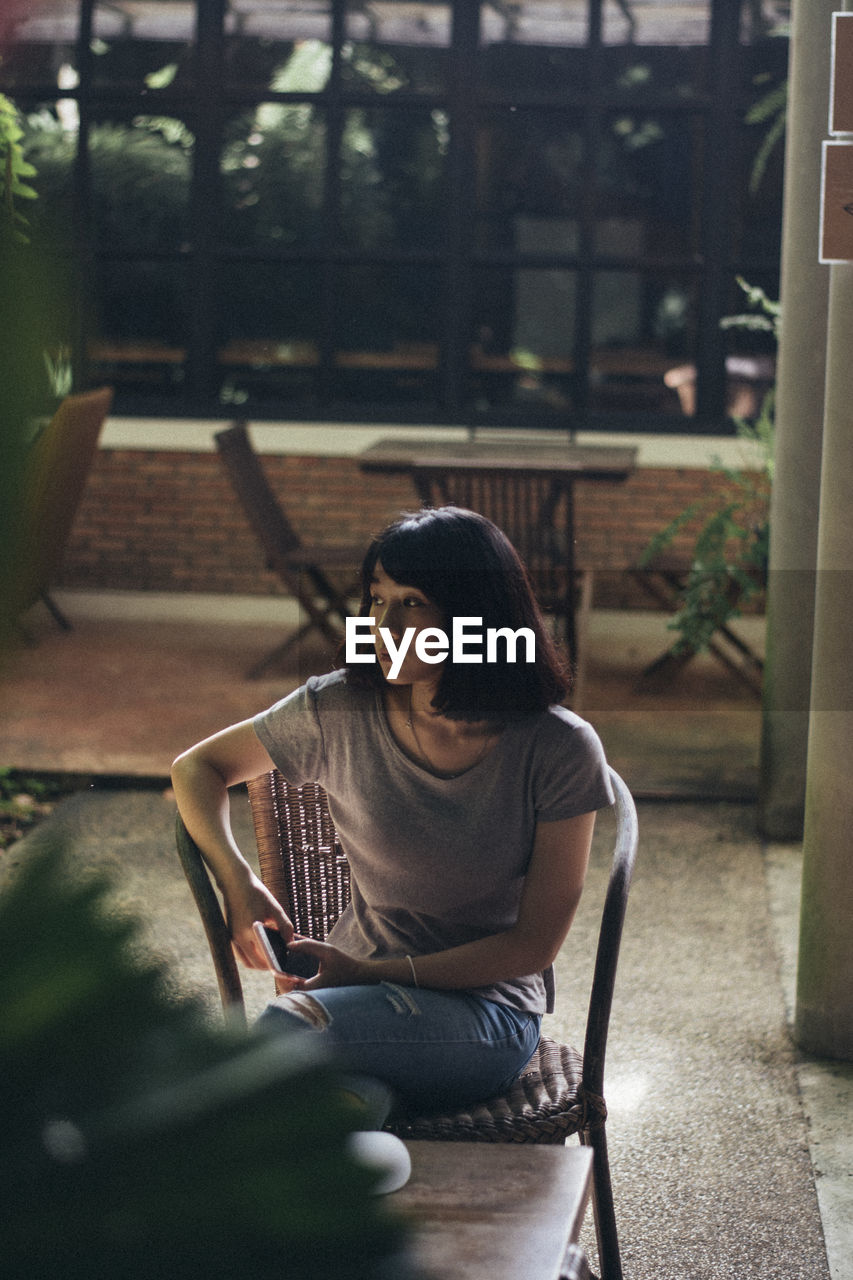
top-left (214, 422), bottom-right (363, 677)
top-left (16, 387), bottom-right (113, 629)
top-left (176, 766), bottom-right (638, 1280)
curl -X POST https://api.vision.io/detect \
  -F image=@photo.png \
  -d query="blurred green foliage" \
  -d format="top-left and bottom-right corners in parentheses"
top-left (641, 280), bottom-right (777, 656)
top-left (0, 843), bottom-right (410, 1279)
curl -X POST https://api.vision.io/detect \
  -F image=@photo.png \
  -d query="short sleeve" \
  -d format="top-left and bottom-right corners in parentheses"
top-left (253, 677), bottom-right (327, 783)
top-left (533, 708), bottom-right (614, 821)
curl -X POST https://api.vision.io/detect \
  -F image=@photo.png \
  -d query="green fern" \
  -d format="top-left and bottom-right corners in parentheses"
top-left (0, 92), bottom-right (38, 243)
top-left (0, 843), bottom-right (409, 1280)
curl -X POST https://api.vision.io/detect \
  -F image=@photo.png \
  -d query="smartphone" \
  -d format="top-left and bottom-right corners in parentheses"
top-left (253, 922), bottom-right (319, 979)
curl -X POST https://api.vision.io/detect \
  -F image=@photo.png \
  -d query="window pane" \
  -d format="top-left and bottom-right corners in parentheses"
top-left (0, 1), bottom-right (79, 89)
top-left (89, 260), bottom-right (190, 399)
top-left (740, 1), bottom-right (791, 45)
top-left (91, 2), bottom-right (195, 91)
top-left (217, 263), bottom-right (321, 409)
top-left (479, 2), bottom-right (588, 98)
top-left (480, 2), bottom-right (589, 49)
top-left (19, 101), bottom-right (77, 248)
top-left (602, 0), bottom-right (711, 47)
top-left (469, 266), bottom-right (577, 417)
top-left (342, 1), bottom-right (451, 94)
top-left (600, 45), bottom-right (708, 102)
top-left (733, 34), bottom-right (788, 264)
top-left (595, 112), bottom-right (703, 259)
top-left (339, 107), bottom-right (449, 251)
top-left (222, 106), bottom-right (326, 250)
top-left (589, 271), bottom-right (698, 413)
top-left (225, 4), bottom-right (332, 91)
top-left (89, 115), bottom-right (193, 251)
top-left (475, 110), bottom-right (583, 252)
top-left (331, 265), bottom-right (440, 404)
top-left (601, 1), bottom-right (712, 98)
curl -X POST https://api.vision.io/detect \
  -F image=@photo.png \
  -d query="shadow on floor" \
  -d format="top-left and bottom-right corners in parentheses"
top-left (0, 597), bottom-right (764, 800)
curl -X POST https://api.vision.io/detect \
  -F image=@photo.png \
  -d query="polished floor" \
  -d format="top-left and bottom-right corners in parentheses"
top-left (0, 590), bottom-right (765, 796)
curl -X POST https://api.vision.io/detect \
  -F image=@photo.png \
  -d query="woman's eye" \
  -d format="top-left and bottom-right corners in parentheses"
top-left (405, 597), bottom-right (425, 608)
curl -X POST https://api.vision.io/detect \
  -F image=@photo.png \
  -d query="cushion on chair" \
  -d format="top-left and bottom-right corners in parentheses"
top-left (386, 1037), bottom-right (606, 1145)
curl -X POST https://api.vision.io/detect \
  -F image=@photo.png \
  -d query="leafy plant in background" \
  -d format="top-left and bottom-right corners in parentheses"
top-left (0, 88), bottom-right (38, 243)
top-left (640, 279), bottom-right (777, 657)
top-left (0, 842), bottom-right (411, 1280)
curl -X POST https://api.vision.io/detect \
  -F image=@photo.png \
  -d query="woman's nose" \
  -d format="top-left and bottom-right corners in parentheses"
top-left (377, 602), bottom-right (402, 635)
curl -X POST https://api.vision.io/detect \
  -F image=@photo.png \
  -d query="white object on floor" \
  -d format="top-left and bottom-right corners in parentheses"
top-left (347, 1130), bottom-right (412, 1195)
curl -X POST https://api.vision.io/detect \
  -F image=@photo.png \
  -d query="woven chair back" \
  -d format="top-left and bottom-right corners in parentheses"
top-left (413, 467), bottom-right (572, 610)
top-left (247, 773), bottom-right (350, 942)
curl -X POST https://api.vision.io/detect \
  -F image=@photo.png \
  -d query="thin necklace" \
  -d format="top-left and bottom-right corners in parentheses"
top-left (405, 686), bottom-right (492, 778)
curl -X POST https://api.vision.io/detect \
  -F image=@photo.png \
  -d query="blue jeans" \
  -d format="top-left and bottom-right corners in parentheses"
top-left (256, 983), bottom-right (541, 1121)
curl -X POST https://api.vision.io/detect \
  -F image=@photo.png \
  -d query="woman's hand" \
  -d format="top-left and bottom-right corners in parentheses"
top-left (224, 872), bottom-right (293, 971)
top-left (288, 938), bottom-right (371, 990)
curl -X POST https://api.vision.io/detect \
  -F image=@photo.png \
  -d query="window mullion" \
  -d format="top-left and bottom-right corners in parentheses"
top-left (441, 0), bottom-right (480, 421)
top-left (187, 0), bottom-right (227, 404)
top-left (695, 0), bottom-right (742, 423)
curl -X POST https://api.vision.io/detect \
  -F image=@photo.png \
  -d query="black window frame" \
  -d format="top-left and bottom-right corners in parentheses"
top-left (2, 0), bottom-right (787, 433)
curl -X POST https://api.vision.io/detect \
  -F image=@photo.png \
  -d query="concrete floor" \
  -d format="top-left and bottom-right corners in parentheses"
top-left (1, 591), bottom-right (851, 1278)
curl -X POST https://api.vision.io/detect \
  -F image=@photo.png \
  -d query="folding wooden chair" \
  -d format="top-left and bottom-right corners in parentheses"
top-left (214, 422), bottom-right (363, 677)
top-left (176, 766), bottom-right (638, 1280)
top-left (15, 387), bottom-right (113, 630)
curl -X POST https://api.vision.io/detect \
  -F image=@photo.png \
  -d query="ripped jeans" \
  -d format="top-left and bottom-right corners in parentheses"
top-left (255, 983), bottom-right (541, 1123)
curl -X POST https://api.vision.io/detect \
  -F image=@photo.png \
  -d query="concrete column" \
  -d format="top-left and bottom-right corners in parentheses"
top-left (757, 0), bottom-right (832, 839)
top-left (796, 254), bottom-right (853, 1060)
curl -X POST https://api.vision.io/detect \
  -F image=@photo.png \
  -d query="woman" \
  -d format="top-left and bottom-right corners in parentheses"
top-left (171, 507), bottom-right (613, 1121)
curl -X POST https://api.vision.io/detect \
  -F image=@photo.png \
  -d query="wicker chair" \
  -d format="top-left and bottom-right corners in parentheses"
top-left (176, 766), bottom-right (638, 1280)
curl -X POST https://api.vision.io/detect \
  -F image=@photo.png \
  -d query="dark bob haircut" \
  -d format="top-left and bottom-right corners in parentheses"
top-left (344, 506), bottom-right (571, 721)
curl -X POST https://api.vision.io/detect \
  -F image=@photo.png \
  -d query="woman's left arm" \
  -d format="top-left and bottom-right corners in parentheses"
top-left (290, 810), bottom-right (597, 992)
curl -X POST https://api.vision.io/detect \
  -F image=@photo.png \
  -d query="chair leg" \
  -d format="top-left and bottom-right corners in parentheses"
top-left (581, 1125), bottom-right (623, 1280)
top-left (41, 592), bottom-right (72, 631)
top-left (246, 617), bottom-right (334, 680)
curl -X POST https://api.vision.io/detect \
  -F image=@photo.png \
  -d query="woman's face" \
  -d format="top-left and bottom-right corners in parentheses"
top-left (368, 561), bottom-right (446, 686)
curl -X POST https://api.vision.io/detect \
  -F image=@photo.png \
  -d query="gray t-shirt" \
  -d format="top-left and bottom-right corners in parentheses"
top-left (254, 670), bottom-right (613, 1013)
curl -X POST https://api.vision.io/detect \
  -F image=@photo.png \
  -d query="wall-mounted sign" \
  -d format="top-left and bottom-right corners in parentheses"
top-left (830, 12), bottom-right (853, 135)
top-left (820, 141), bottom-right (853, 262)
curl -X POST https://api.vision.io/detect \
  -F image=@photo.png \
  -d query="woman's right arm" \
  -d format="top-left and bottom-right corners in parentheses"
top-left (171, 718), bottom-right (292, 970)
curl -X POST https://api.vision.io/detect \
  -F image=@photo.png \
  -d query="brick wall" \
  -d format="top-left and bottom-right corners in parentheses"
top-left (58, 448), bottom-right (767, 609)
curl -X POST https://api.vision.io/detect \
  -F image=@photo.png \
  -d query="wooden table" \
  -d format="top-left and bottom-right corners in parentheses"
top-left (393, 1140), bottom-right (592, 1280)
top-left (360, 437), bottom-right (637, 698)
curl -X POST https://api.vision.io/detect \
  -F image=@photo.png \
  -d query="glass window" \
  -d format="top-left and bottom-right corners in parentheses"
top-left (339, 107), bottom-right (449, 252)
top-left (475, 109), bottom-right (584, 253)
top-left (469, 266), bottom-right (577, 417)
top-left (225, 1), bottom-right (332, 89)
top-left (343, 1), bottom-right (451, 94)
top-left (589, 271), bottom-right (698, 413)
top-left (602, 0), bottom-right (711, 47)
top-left (480, 1), bottom-right (589, 50)
top-left (222, 106), bottom-right (326, 251)
top-left (216, 262), bottom-right (322, 410)
top-left (90, 2), bottom-right (195, 91)
top-left (0, 1), bottom-right (787, 429)
top-left (89, 114), bottom-right (193, 251)
top-left (0, 2), bottom-right (79, 89)
top-left (89, 259), bottom-right (190, 400)
top-left (595, 111), bottom-right (703, 259)
top-left (19, 102), bottom-right (77, 247)
top-left (330, 264), bottom-right (441, 404)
